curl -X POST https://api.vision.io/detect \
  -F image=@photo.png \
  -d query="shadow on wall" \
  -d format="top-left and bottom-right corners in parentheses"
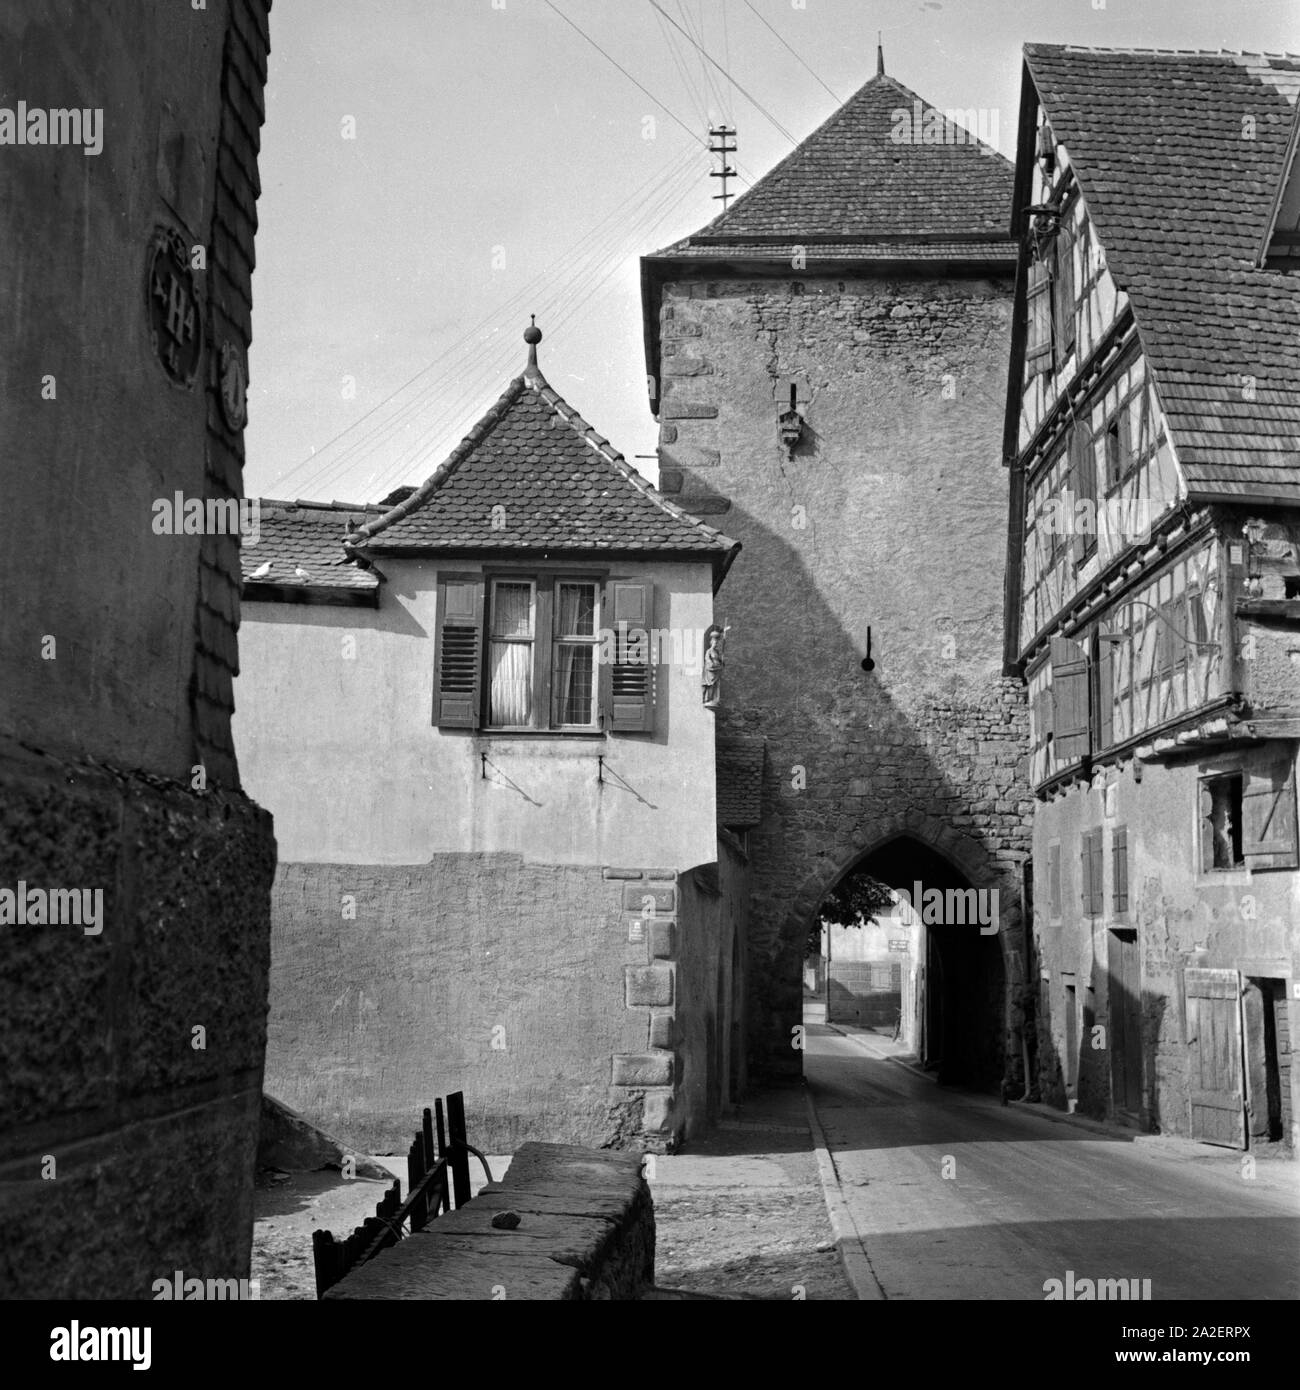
top-left (709, 500), bottom-right (1029, 1097)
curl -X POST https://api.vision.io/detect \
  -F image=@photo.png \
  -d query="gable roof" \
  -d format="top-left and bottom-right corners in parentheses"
top-left (346, 329), bottom-right (739, 584)
top-left (241, 500), bottom-right (381, 594)
top-left (1021, 45), bottom-right (1300, 504)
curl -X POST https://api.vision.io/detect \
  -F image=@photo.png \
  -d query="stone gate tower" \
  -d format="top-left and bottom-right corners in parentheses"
top-left (641, 62), bottom-right (1033, 1087)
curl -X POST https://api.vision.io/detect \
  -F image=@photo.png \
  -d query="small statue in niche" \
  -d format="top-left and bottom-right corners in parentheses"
top-left (702, 623), bottom-right (731, 708)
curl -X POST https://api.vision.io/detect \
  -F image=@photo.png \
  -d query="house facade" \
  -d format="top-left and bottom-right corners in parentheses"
top-left (1004, 46), bottom-right (1300, 1146)
top-left (640, 58), bottom-right (1032, 1090)
top-left (233, 328), bottom-right (748, 1153)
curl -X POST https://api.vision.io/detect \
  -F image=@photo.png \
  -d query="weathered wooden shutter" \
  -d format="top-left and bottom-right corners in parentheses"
top-left (1071, 428), bottom-right (1095, 566)
top-left (1156, 597), bottom-right (1182, 676)
top-left (1050, 635), bottom-right (1090, 765)
top-left (1112, 825), bottom-right (1128, 912)
top-left (1198, 777), bottom-right (1218, 873)
top-left (1094, 634), bottom-right (1115, 750)
top-left (602, 580), bottom-right (655, 733)
top-left (1026, 258), bottom-right (1054, 377)
top-left (1079, 831), bottom-right (1095, 915)
top-left (1185, 968), bottom-right (1246, 1149)
top-left (1048, 842), bottom-right (1062, 918)
top-left (1053, 234), bottom-right (1076, 361)
top-left (1242, 753), bottom-right (1298, 870)
top-left (433, 575), bottom-right (484, 728)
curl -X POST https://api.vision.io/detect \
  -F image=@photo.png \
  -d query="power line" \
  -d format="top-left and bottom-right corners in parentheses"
top-left (542, 0), bottom-right (712, 154)
top-left (741, 0), bottom-right (843, 103)
top-left (648, 0), bottom-right (798, 145)
top-left (271, 142), bottom-right (700, 496)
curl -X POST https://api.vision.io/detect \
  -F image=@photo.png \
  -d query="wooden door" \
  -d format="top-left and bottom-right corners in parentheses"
top-left (1109, 930), bottom-right (1143, 1113)
top-left (1185, 968), bottom-right (1245, 1148)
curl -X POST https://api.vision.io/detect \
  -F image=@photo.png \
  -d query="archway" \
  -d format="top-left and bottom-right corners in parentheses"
top-left (811, 835), bottom-right (1007, 1091)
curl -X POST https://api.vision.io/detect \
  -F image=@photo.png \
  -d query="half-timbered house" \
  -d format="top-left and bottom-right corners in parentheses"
top-left (1004, 47), bottom-right (1300, 1147)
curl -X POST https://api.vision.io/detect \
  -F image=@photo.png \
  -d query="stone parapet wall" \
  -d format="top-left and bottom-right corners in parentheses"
top-left (324, 1143), bottom-right (654, 1301)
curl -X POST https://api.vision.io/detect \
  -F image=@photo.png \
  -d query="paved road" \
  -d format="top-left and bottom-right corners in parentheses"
top-left (805, 1023), bottom-right (1300, 1301)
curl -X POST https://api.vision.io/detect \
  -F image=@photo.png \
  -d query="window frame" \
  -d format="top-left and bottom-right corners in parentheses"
top-left (550, 579), bottom-right (602, 731)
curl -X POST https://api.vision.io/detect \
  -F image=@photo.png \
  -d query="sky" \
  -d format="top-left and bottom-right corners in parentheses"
top-left (245, 0), bottom-right (1300, 503)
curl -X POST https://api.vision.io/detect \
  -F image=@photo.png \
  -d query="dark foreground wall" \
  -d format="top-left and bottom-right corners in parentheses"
top-left (0, 1), bottom-right (276, 1297)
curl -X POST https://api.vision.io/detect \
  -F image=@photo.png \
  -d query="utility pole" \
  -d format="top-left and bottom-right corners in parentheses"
top-left (709, 125), bottom-right (737, 209)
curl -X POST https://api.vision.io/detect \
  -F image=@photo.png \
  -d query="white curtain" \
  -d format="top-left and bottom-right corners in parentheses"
top-left (554, 585), bottom-right (595, 724)
top-left (489, 583), bottom-right (533, 725)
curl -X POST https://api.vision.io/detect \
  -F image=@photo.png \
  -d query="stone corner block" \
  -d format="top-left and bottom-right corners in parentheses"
top-left (648, 1013), bottom-right (675, 1049)
top-left (626, 964), bottom-right (673, 1008)
top-left (642, 1090), bottom-right (674, 1134)
top-left (649, 919), bottom-right (675, 960)
top-left (622, 882), bottom-right (676, 912)
top-left (612, 1052), bottom-right (674, 1088)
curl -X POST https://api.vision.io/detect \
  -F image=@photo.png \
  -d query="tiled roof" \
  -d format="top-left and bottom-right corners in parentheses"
top-left (1024, 46), bottom-right (1300, 503)
top-left (653, 238), bottom-right (1015, 265)
top-left (716, 733), bottom-right (765, 828)
top-left (653, 72), bottom-right (1015, 253)
top-left (241, 500), bottom-right (380, 590)
top-left (348, 337), bottom-right (740, 571)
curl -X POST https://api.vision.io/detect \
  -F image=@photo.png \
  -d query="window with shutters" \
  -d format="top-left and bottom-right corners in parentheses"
top-left (433, 571), bottom-right (654, 734)
top-left (1112, 825), bottom-right (1129, 913)
top-left (1200, 773), bottom-right (1244, 871)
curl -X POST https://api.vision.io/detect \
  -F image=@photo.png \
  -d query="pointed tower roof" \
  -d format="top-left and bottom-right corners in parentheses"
top-left (641, 69), bottom-right (1016, 408)
top-left (683, 71), bottom-right (1012, 246)
top-left (344, 324), bottom-right (740, 585)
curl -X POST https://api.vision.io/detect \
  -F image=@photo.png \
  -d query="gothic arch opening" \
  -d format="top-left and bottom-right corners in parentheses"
top-left (811, 836), bottom-right (1006, 1091)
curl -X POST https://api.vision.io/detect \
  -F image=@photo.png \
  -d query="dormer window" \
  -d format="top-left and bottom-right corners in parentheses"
top-left (434, 573), bottom-right (655, 734)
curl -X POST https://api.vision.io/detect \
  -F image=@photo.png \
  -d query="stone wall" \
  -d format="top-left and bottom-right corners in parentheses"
top-left (0, 1), bottom-right (276, 1297)
top-left (325, 1142), bottom-right (654, 1301)
top-left (652, 272), bottom-right (1032, 1084)
top-left (265, 848), bottom-right (746, 1154)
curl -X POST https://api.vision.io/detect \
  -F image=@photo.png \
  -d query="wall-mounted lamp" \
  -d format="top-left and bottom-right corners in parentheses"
top-left (861, 626), bottom-right (876, 673)
top-left (778, 383), bottom-right (804, 459)
top-left (1036, 123), bottom-right (1057, 177)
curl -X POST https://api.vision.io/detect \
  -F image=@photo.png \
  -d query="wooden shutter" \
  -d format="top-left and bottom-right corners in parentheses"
top-left (1185, 968), bottom-right (1246, 1149)
top-left (1094, 632), bottom-right (1114, 750)
top-left (433, 575), bottom-right (484, 728)
top-left (603, 580), bottom-right (655, 733)
top-left (1025, 258), bottom-right (1054, 377)
top-left (1198, 777), bottom-right (1218, 873)
top-left (1079, 832), bottom-right (1095, 915)
top-left (1071, 428), bottom-right (1094, 566)
top-left (1048, 842), bottom-right (1062, 918)
top-left (1243, 753), bottom-right (1299, 870)
top-left (1156, 597), bottom-right (1182, 676)
top-left (1053, 233), bottom-right (1075, 361)
top-left (1112, 825), bottom-right (1128, 913)
top-left (1050, 634), bottom-right (1090, 765)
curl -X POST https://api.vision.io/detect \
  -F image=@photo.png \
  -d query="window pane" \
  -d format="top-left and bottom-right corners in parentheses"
top-left (557, 583), bottom-right (596, 637)
top-left (489, 640), bottom-right (532, 725)
top-left (491, 582), bottom-right (533, 638)
top-left (554, 644), bottom-right (595, 724)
